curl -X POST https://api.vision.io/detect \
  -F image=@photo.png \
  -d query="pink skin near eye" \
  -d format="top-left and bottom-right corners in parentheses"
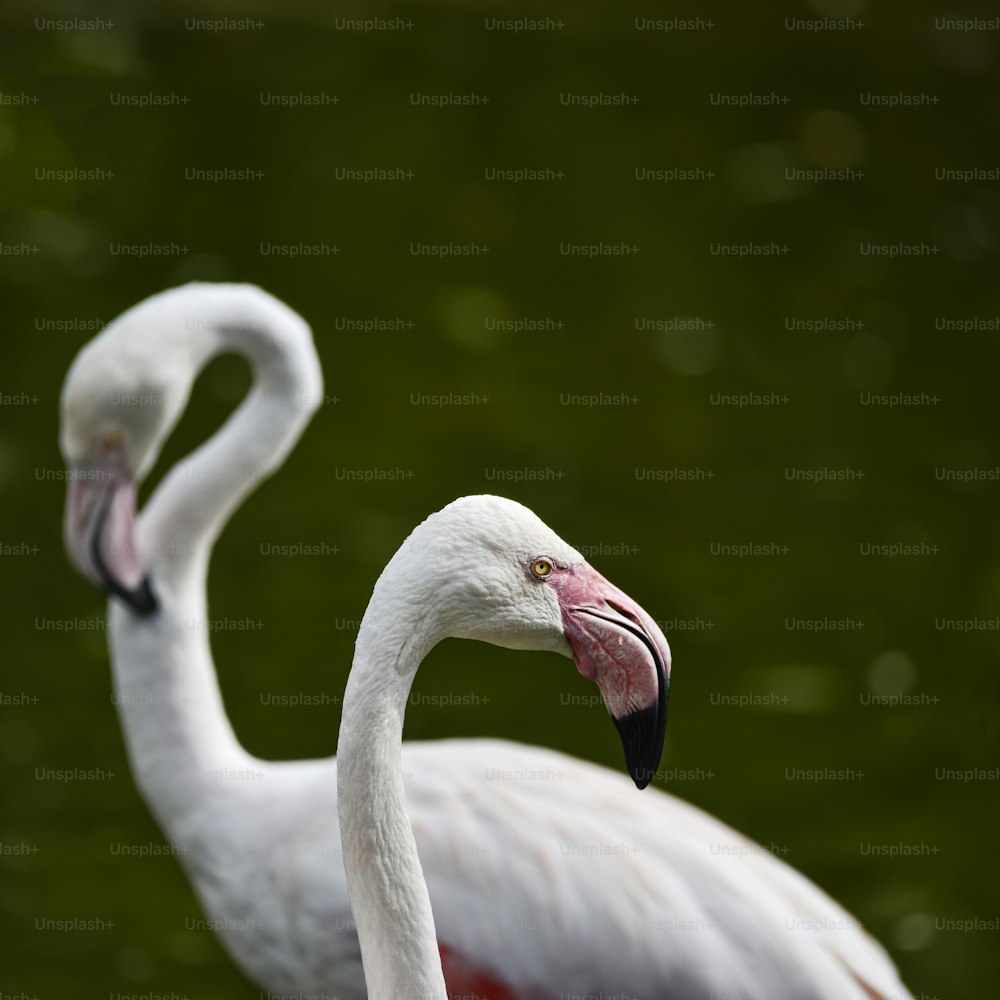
top-left (542, 562), bottom-right (670, 720)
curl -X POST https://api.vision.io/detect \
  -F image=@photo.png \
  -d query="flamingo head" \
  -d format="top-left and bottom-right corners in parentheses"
top-left (58, 286), bottom-right (219, 616)
top-left (59, 283), bottom-right (320, 618)
top-left (403, 496), bottom-right (671, 788)
top-left (60, 332), bottom-right (191, 616)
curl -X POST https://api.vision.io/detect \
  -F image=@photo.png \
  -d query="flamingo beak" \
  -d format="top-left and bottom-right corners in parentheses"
top-left (552, 563), bottom-right (670, 789)
top-left (64, 447), bottom-right (158, 616)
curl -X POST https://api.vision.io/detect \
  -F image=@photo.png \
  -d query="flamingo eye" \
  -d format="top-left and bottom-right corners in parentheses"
top-left (531, 558), bottom-right (553, 578)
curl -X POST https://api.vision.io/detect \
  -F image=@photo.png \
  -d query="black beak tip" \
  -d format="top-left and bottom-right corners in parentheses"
top-left (612, 645), bottom-right (670, 790)
top-left (612, 702), bottom-right (666, 791)
top-left (108, 576), bottom-right (160, 618)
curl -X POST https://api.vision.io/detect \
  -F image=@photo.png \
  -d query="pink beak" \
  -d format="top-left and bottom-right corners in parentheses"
top-left (548, 563), bottom-right (671, 789)
top-left (64, 447), bottom-right (158, 616)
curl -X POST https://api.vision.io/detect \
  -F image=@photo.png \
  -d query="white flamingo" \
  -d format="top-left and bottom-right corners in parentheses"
top-left (61, 283), bottom-right (912, 1000)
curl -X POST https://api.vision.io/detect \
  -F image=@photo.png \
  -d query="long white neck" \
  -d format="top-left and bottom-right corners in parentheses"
top-left (108, 286), bottom-right (323, 832)
top-left (337, 542), bottom-right (449, 1000)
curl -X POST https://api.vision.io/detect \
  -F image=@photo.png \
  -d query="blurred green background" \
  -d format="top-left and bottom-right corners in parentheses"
top-left (2, 0), bottom-right (999, 996)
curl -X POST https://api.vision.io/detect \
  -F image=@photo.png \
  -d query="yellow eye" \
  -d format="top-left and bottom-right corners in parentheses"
top-left (104, 430), bottom-right (122, 448)
top-left (531, 558), bottom-right (553, 578)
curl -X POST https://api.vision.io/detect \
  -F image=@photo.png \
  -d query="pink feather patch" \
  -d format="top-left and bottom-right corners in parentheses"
top-left (439, 942), bottom-right (524, 1000)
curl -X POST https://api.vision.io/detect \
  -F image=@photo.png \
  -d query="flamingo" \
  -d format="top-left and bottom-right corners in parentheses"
top-left (61, 283), bottom-right (913, 1000)
top-left (337, 494), bottom-right (915, 1000)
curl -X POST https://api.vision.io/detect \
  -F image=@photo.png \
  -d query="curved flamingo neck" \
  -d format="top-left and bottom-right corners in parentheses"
top-left (337, 542), bottom-right (449, 1000)
top-left (109, 287), bottom-right (323, 831)
top-left (141, 295), bottom-right (323, 573)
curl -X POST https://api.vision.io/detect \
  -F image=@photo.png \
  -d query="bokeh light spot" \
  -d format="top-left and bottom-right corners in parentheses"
top-left (894, 911), bottom-right (936, 952)
top-left (868, 650), bottom-right (915, 697)
top-left (437, 285), bottom-right (509, 350)
top-left (656, 325), bottom-right (721, 376)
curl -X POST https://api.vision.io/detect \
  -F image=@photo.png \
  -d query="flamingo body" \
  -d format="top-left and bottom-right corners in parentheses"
top-left (119, 733), bottom-right (905, 1000)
